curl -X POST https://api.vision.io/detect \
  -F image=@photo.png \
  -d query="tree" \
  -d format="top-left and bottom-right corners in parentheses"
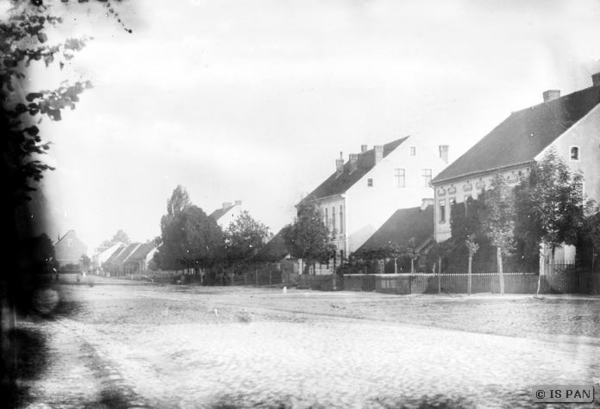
top-left (515, 150), bottom-right (593, 297)
top-left (154, 186), bottom-right (224, 271)
top-left (352, 241), bottom-right (403, 274)
top-left (284, 202), bottom-right (336, 274)
top-left (224, 211), bottom-right (270, 267)
top-left (405, 237), bottom-right (419, 274)
top-left (465, 234), bottom-right (479, 295)
top-left (482, 172), bottom-right (515, 296)
top-left (167, 185), bottom-right (190, 216)
top-left (101, 229), bottom-right (131, 246)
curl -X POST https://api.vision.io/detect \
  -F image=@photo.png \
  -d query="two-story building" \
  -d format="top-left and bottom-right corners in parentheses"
top-left (299, 136), bottom-right (448, 263)
top-left (431, 73), bottom-right (600, 247)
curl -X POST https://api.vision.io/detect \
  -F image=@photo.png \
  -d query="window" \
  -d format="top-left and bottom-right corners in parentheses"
top-left (394, 168), bottom-right (406, 187)
top-left (331, 207), bottom-right (336, 233)
top-left (339, 206), bottom-right (344, 233)
top-left (439, 200), bottom-right (446, 224)
top-left (367, 178), bottom-right (373, 187)
top-left (67, 239), bottom-right (72, 248)
top-left (570, 146), bottom-right (580, 161)
top-left (410, 147), bottom-right (416, 156)
top-left (449, 198), bottom-right (456, 222)
top-left (422, 169), bottom-right (432, 187)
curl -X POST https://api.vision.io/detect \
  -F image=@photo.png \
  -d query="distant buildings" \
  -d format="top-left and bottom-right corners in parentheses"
top-left (100, 241), bottom-right (157, 276)
top-left (432, 72), bottom-right (600, 243)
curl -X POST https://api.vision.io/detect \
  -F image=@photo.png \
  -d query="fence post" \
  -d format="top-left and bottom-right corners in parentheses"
top-left (255, 270), bottom-right (258, 287)
top-left (269, 270), bottom-right (272, 286)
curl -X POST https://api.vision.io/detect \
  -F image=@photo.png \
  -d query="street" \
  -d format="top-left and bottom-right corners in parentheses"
top-left (15, 278), bottom-right (600, 408)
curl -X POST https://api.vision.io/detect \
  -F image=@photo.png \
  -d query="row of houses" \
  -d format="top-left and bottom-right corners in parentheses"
top-left (57, 72), bottom-right (600, 278)
top-left (257, 72), bottom-right (600, 274)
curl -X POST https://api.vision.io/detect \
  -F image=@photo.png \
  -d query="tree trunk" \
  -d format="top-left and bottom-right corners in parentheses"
top-left (438, 257), bottom-right (442, 294)
top-left (497, 247), bottom-right (504, 296)
top-left (468, 255), bottom-right (473, 295)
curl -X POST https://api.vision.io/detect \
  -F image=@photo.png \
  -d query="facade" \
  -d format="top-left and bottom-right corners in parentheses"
top-left (300, 136), bottom-right (448, 262)
top-left (209, 200), bottom-right (244, 230)
top-left (54, 230), bottom-right (88, 268)
top-left (431, 73), bottom-right (600, 244)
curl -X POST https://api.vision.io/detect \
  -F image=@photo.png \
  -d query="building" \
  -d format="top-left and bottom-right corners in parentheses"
top-left (209, 200), bottom-right (244, 230)
top-left (123, 242), bottom-right (158, 275)
top-left (101, 242), bottom-right (158, 276)
top-left (54, 230), bottom-right (88, 269)
top-left (431, 72), bottom-right (600, 244)
top-left (355, 202), bottom-right (435, 273)
top-left (299, 136), bottom-right (448, 263)
top-left (91, 242), bottom-right (123, 272)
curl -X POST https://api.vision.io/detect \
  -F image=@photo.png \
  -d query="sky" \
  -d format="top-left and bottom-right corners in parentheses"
top-left (18, 0), bottom-right (600, 251)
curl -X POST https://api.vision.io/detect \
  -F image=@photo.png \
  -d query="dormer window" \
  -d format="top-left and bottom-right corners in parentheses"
top-left (410, 147), bottom-right (416, 156)
top-left (570, 146), bottom-right (580, 161)
top-left (367, 178), bottom-right (373, 187)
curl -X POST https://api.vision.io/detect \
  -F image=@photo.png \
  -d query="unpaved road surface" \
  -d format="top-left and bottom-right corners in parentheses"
top-left (15, 278), bottom-right (600, 408)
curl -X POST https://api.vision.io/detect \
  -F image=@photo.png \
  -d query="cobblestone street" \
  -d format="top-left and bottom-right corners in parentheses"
top-left (16, 279), bottom-right (600, 408)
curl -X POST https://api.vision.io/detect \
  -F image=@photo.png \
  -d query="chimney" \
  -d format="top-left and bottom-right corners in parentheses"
top-left (349, 153), bottom-right (359, 173)
top-left (335, 152), bottom-right (344, 176)
top-left (542, 90), bottom-right (560, 102)
top-left (234, 200), bottom-right (242, 206)
top-left (361, 145), bottom-right (368, 153)
top-left (222, 202), bottom-right (232, 209)
top-left (593, 72), bottom-right (600, 87)
top-left (374, 145), bottom-right (383, 165)
top-left (421, 198), bottom-right (434, 211)
top-left (439, 145), bottom-right (449, 164)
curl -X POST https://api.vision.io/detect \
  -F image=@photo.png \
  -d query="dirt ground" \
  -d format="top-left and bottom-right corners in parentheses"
top-left (12, 277), bottom-right (600, 408)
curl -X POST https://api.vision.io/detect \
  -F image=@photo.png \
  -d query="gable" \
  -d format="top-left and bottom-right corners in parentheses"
top-left (432, 85), bottom-right (600, 184)
top-left (300, 137), bottom-right (409, 204)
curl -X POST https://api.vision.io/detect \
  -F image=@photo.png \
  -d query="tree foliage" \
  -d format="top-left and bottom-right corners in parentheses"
top-left (284, 202), bottom-right (336, 267)
top-left (515, 149), bottom-right (592, 261)
top-left (482, 172), bottom-right (515, 255)
top-left (154, 186), bottom-right (224, 270)
top-left (101, 229), bottom-right (130, 246)
top-left (224, 210), bottom-right (270, 265)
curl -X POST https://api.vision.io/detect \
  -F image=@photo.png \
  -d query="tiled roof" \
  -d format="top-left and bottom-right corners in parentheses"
top-left (432, 85), bottom-right (600, 184)
top-left (103, 244), bottom-right (126, 265)
top-left (356, 205), bottom-right (434, 253)
top-left (110, 243), bottom-right (139, 265)
top-left (300, 137), bottom-right (409, 204)
top-left (209, 205), bottom-right (235, 221)
top-left (253, 227), bottom-right (292, 262)
top-left (125, 242), bottom-right (156, 263)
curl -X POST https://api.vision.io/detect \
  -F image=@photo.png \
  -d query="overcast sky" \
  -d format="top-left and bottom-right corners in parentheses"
top-left (24, 0), bottom-right (600, 250)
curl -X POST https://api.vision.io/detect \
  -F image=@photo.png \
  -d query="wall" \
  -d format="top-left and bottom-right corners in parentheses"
top-left (55, 231), bottom-right (88, 267)
top-left (537, 105), bottom-right (600, 204)
top-left (346, 137), bottom-right (447, 253)
top-left (433, 164), bottom-right (531, 242)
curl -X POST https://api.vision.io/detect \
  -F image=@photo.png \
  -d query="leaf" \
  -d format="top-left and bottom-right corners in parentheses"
top-left (24, 126), bottom-right (40, 136)
top-left (26, 93), bottom-right (43, 102)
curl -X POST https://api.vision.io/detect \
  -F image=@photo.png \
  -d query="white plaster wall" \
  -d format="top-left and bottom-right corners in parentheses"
top-left (433, 165), bottom-right (531, 242)
top-left (345, 137), bottom-right (447, 254)
top-left (537, 105), bottom-right (600, 204)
